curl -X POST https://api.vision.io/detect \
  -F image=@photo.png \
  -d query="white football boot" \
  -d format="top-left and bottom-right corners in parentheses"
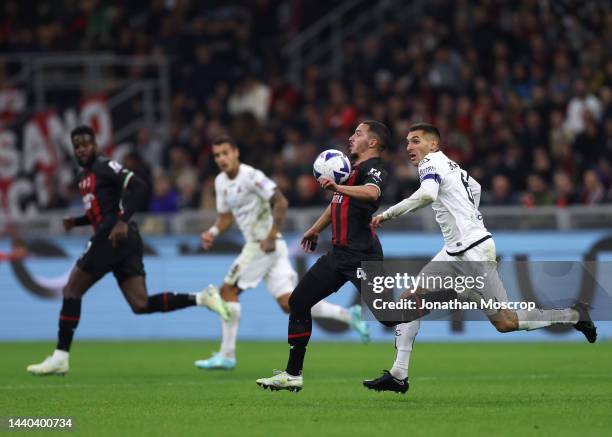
top-left (196, 284), bottom-right (230, 321)
top-left (256, 370), bottom-right (303, 392)
top-left (27, 350), bottom-right (69, 376)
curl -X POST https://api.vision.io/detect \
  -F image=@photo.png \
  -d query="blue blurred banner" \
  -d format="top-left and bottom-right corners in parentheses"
top-left (1, 230), bottom-right (612, 342)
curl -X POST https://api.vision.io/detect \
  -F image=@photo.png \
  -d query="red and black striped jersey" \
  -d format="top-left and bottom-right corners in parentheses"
top-left (330, 157), bottom-right (387, 254)
top-left (77, 157), bottom-right (134, 235)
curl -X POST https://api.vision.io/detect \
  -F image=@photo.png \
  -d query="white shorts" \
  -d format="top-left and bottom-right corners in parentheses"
top-left (224, 239), bottom-right (297, 299)
top-left (419, 238), bottom-right (508, 316)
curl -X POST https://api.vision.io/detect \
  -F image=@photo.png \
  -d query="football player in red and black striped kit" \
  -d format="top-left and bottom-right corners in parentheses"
top-left (256, 121), bottom-right (393, 391)
top-left (27, 125), bottom-right (229, 375)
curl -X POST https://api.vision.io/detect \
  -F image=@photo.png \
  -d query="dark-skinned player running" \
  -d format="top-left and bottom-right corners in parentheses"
top-left (27, 125), bottom-right (229, 376)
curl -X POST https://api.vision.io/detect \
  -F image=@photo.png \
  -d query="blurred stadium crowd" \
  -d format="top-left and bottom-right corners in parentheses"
top-left (1, 0), bottom-right (612, 212)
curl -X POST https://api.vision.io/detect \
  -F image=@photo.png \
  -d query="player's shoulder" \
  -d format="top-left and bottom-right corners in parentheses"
top-left (417, 152), bottom-right (438, 173)
top-left (360, 159), bottom-right (385, 184)
top-left (360, 157), bottom-right (385, 174)
top-left (93, 157), bottom-right (124, 173)
top-left (419, 151), bottom-right (455, 172)
top-left (239, 163), bottom-right (259, 177)
top-left (418, 150), bottom-right (442, 166)
top-left (93, 156), bottom-right (110, 168)
top-left (240, 163), bottom-right (274, 186)
top-left (90, 157), bottom-right (110, 174)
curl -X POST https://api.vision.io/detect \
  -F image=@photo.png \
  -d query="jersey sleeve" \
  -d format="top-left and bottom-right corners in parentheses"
top-left (249, 168), bottom-right (277, 201)
top-left (417, 155), bottom-right (450, 185)
top-left (363, 164), bottom-right (387, 195)
top-left (98, 160), bottom-right (134, 188)
top-left (214, 176), bottom-right (230, 214)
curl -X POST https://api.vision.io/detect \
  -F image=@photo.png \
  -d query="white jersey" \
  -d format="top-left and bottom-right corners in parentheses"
top-left (418, 151), bottom-right (490, 254)
top-left (215, 163), bottom-right (277, 242)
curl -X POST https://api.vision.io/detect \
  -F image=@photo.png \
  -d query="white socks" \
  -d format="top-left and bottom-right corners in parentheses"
top-left (52, 349), bottom-right (69, 361)
top-left (386, 308), bottom-right (580, 380)
top-left (516, 308), bottom-right (579, 331)
top-left (220, 302), bottom-right (241, 359)
top-left (311, 300), bottom-right (351, 323)
top-left (390, 320), bottom-right (420, 380)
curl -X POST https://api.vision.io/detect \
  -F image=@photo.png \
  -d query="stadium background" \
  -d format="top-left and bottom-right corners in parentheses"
top-left (1, 0), bottom-right (612, 343)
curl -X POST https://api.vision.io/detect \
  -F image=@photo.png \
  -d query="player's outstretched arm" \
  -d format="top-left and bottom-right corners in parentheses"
top-left (319, 177), bottom-right (380, 202)
top-left (261, 189), bottom-right (289, 253)
top-left (201, 212), bottom-right (233, 250)
top-left (310, 204), bottom-right (332, 233)
top-left (374, 179), bottom-right (439, 226)
top-left (300, 205), bottom-right (331, 252)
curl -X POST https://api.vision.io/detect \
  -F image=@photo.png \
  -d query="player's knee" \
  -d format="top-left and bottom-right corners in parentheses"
top-left (220, 284), bottom-right (239, 302)
top-left (62, 285), bottom-right (80, 299)
top-left (287, 294), bottom-right (309, 318)
top-left (288, 292), bottom-right (301, 312)
top-left (277, 295), bottom-right (291, 313)
top-left (493, 318), bottom-right (517, 333)
top-left (130, 300), bottom-right (149, 314)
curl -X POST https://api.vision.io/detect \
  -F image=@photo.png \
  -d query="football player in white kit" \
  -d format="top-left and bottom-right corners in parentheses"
top-left (195, 137), bottom-right (370, 370)
top-left (362, 123), bottom-right (597, 393)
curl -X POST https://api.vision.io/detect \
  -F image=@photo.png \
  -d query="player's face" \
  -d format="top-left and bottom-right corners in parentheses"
top-left (406, 130), bottom-right (437, 165)
top-left (213, 143), bottom-right (240, 175)
top-left (348, 123), bottom-right (371, 159)
top-left (72, 134), bottom-right (97, 167)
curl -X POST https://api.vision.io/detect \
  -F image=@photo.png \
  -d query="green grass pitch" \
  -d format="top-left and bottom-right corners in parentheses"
top-left (1, 341), bottom-right (611, 436)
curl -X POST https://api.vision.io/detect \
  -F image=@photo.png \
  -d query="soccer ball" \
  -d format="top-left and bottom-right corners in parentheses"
top-left (313, 149), bottom-right (352, 184)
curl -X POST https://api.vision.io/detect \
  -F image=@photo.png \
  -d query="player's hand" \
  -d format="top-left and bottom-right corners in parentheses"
top-left (201, 231), bottom-right (215, 250)
top-left (300, 229), bottom-right (319, 253)
top-left (260, 236), bottom-right (276, 253)
top-left (371, 214), bottom-right (385, 228)
top-left (108, 221), bottom-right (129, 248)
top-left (63, 217), bottom-right (76, 233)
top-left (318, 176), bottom-right (338, 192)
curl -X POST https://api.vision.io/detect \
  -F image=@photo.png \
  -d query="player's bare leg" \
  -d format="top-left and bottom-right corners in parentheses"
top-left (27, 266), bottom-right (97, 375)
top-left (362, 286), bottom-right (463, 393)
top-left (276, 293), bottom-right (290, 313)
top-left (489, 307), bottom-right (596, 342)
top-left (195, 283), bottom-right (240, 370)
top-left (117, 276), bottom-right (228, 317)
top-left (363, 320), bottom-right (417, 394)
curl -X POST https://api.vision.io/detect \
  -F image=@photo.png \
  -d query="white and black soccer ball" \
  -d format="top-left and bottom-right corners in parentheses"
top-left (313, 149), bottom-right (352, 184)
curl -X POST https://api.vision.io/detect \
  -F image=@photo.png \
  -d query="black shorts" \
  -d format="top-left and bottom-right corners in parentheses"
top-left (76, 222), bottom-right (145, 283)
top-left (290, 249), bottom-right (396, 327)
top-left (308, 251), bottom-right (361, 291)
top-left (304, 247), bottom-right (383, 293)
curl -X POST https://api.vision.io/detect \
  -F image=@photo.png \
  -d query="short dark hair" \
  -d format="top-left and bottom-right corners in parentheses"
top-left (361, 120), bottom-right (391, 150)
top-left (211, 136), bottom-right (237, 149)
top-left (70, 125), bottom-right (96, 141)
top-left (408, 122), bottom-right (441, 142)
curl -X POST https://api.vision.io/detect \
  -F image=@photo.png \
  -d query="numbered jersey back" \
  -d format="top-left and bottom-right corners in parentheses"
top-left (417, 151), bottom-right (489, 253)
